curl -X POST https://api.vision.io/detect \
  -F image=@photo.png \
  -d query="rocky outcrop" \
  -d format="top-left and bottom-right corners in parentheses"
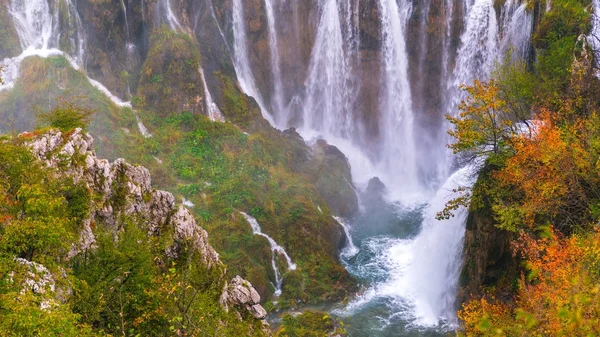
top-left (302, 139), bottom-right (359, 218)
top-left (23, 128), bottom-right (267, 323)
top-left (221, 275), bottom-right (268, 320)
top-left (458, 211), bottom-right (519, 304)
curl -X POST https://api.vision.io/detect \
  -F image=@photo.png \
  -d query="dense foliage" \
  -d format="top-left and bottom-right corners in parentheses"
top-left (449, 0), bottom-right (600, 334)
top-left (0, 134), bottom-right (266, 336)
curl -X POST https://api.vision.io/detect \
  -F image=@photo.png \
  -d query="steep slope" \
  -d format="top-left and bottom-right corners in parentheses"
top-left (0, 128), bottom-right (272, 335)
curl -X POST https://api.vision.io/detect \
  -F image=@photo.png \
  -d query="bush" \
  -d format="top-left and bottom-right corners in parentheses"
top-left (37, 97), bottom-right (94, 131)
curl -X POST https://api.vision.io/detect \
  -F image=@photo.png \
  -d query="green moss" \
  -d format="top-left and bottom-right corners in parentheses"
top-left (276, 311), bottom-right (346, 337)
top-left (136, 27), bottom-right (204, 117)
top-left (0, 3), bottom-right (20, 59)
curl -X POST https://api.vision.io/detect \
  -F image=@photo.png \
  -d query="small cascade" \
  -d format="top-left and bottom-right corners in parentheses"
top-left (157, 0), bottom-right (182, 31)
top-left (121, 0), bottom-right (131, 40)
top-left (8, 0), bottom-right (55, 51)
top-left (231, 0), bottom-right (275, 124)
top-left (241, 212), bottom-right (296, 296)
top-left (333, 216), bottom-right (359, 258)
top-left (199, 67), bottom-right (225, 122)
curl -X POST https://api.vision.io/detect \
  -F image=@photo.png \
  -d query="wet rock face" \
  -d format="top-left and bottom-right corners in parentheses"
top-left (458, 211), bottom-right (519, 304)
top-left (303, 139), bottom-right (359, 217)
top-left (77, 0), bottom-right (147, 98)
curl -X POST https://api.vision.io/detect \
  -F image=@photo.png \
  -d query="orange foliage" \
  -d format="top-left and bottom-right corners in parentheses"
top-left (494, 110), bottom-right (595, 231)
top-left (459, 227), bottom-right (600, 336)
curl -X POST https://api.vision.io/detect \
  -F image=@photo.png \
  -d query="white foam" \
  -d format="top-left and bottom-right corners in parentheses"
top-left (334, 216), bottom-right (359, 258)
top-left (241, 212), bottom-right (296, 296)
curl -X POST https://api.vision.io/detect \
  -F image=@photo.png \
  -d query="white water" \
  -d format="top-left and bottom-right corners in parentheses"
top-left (9, 0), bottom-right (55, 51)
top-left (241, 212), bottom-right (297, 296)
top-left (231, 0), bottom-right (275, 125)
top-left (341, 165), bottom-right (478, 326)
top-left (264, 0), bottom-right (285, 124)
top-left (157, 0), bottom-right (182, 31)
top-left (301, 0), bottom-right (356, 145)
top-left (2, 0), bottom-right (153, 139)
top-left (450, 0), bottom-right (498, 111)
top-left (376, 0), bottom-right (419, 202)
top-left (500, 0), bottom-right (533, 61)
top-left (334, 216), bottom-right (359, 258)
top-left (199, 67), bottom-right (225, 122)
top-left (590, 0), bottom-right (600, 67)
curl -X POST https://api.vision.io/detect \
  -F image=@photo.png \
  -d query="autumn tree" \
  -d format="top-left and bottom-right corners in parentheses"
top-left (447, 79), bottom-right (521, 161)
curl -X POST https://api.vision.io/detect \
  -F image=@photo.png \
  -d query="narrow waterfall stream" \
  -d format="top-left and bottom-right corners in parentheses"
top-left (241, 212), bottom-right (297, 297)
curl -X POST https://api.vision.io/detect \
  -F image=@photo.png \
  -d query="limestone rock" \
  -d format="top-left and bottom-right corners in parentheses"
top-left (22, 129), bottom-right (266, 325)
top-left (222, 275), bottom-right (268, 320)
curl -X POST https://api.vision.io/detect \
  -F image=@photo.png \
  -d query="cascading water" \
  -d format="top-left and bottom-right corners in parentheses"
top-left (301, 0), bottom-right (356, 142)
top-left (334, 216), bottom-right (359, 258)
top-left (264, 0), bottom-right (285, 125)
top-left (240, 212), bottom-right (296, 296)
top-left (9, 0), bottom-right (55, 51)
top-left (590, 0), bottom-right (600, 67)
top-left (228, 0), bottom-right (534, 333)
top-left (231, 0), bottom-right (275, 125)
top-left (156, 0), bottom-right (182, 31)
top-left (1, 0), bottom-right (154, 139)
top-left (450, 0), bottom-right (498, 112)
top-left (376, 0), bottom-right (419, 201)
top-left (500, 0), bottom-right (533, 60)
top-left (199, 67), bottom-right (225, 122)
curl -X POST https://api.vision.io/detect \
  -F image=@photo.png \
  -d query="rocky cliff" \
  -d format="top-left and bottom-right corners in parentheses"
top-left (21, 128), bottom-right (271, 332)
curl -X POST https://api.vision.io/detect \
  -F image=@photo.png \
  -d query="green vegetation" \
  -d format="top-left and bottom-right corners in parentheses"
top-left (137, 27), bottom-right (204, 117)
top-left (275, 311), bottom-right (347, 337)
top-left (0, 132), bottom-right (267, 336)
top-left (37, 96), bottom-right (94, 131)
top-left (115, 111), bottom-right (355, 307)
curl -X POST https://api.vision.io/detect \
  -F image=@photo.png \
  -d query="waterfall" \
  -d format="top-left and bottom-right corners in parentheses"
top-left (500, 0), bottom-right (533, 60)
top-left (199, 67), bottom-right (225, 122)
top-left (8, 0), bottom-right (55, 51)
top-left (590, 0), bottom-right (600, 67)
top-left (2, 0), bottom-right (152, 138)
top-left (340, 164), bottom-right (478, 326)
top-left (451, 0), bottom-right (498, 102)
top-left (156, 0), bottom-right (182, 31)
top-left (376, 0), bottom-right (419, 201)
top-left (264, 0), bottom-right (285, 126)
top-left (401, 164), bottom-right (478, 325)
top-left (334, 216), bottom-right (359, 258)
top-left (241, 212), bottom-right (296, 296)
top-left (301, 0), bottom-right (356, 139)
top-left (121, 0), bottom-right (131, 40)
top-left (231, 0), bottom-right (275, 125)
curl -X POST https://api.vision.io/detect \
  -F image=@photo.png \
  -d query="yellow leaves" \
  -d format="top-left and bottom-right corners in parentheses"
top-left (460, 229), bottom-right (600, 336)
top-left (447, 79), bottom-right (516, 158)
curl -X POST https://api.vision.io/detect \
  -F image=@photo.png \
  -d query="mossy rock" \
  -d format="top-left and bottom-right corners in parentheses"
top-left (276, 311), bottom-right (347, 337)
top-left (137, 27), bottom-right (205, 117)
top-left (0, 2), bottom-right (20, 59)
